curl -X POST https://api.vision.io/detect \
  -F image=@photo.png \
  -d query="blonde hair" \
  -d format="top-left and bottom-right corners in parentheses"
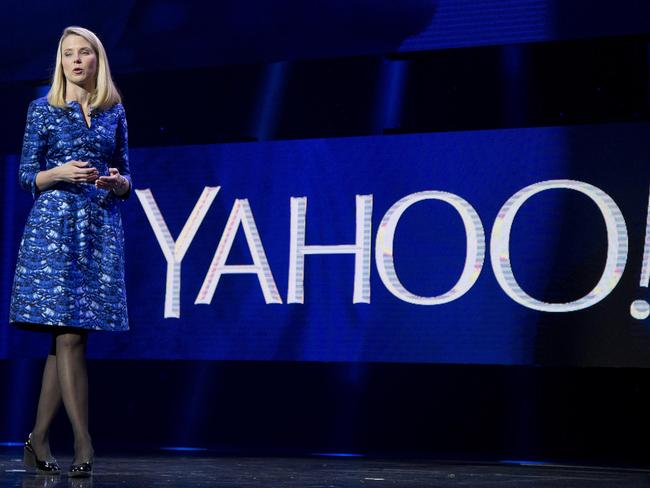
top-left (47, 26), bottom-right (121, 111)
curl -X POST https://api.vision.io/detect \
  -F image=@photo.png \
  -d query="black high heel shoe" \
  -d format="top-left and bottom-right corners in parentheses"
top-left (23, 433), bottom-right (61, 474)
top-left (68, 458), bottom-right (93, 478)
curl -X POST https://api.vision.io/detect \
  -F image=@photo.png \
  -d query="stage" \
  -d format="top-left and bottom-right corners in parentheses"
top-left (2, 449), bottom-right (650, 487)
top-left (2, 1), bottom-right (650, 484)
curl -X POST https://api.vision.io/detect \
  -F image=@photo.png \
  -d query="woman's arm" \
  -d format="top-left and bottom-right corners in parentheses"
top-left (37, 162), bottom-right (98, 190)
top-left (18, 101), bottom-right (48, 200)
top-left (35, 167), bottom-right (62, 192)
top-left (111, 105), bottom-right (132, 200)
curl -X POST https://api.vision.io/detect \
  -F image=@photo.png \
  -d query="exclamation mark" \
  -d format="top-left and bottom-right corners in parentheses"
top-left (630, 188), bottom-right (650, 320)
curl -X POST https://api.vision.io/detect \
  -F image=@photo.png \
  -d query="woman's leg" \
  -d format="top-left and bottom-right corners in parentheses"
top-left (29, 335), bottom-right (62, 460)
top-left (55, 330), bottom-right (94, 463)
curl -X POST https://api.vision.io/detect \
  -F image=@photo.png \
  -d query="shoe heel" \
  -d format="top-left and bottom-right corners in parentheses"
top-left (23, 434), bottom-right (60, 474)
top-left (23, 446), bottom-right (36, 468)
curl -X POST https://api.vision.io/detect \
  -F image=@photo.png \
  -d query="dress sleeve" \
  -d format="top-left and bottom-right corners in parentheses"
top-left (112, 104), bottom-right (132, 200)
top-left (18, 101), bottom-right (48, 200)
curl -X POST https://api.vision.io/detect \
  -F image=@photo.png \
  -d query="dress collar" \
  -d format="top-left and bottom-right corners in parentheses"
top-left (65, 100), bottom-right (95, 115)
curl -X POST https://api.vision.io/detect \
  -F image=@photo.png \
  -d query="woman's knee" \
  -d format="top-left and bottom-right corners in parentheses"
top-left (55, 332), bottom-right (88, 352)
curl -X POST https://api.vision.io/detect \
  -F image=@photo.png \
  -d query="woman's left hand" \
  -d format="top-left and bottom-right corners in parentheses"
top-left (95, 167), bottom-right (129, 195)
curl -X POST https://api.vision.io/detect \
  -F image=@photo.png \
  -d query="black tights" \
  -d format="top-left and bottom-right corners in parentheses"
top-left (30, 329), bottom-right (94, 463)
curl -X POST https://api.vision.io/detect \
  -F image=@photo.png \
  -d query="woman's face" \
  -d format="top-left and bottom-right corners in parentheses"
top-left (61, 34), bottom-right (97, 88)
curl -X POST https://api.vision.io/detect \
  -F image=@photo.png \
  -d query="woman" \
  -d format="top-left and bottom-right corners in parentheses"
top-left (9, 26), bottom-right (132, 478)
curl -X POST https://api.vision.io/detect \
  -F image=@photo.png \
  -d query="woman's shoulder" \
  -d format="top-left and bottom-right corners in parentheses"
top-left (109, 102), bottom-right (126, 115)
top-left (96, 102), bottom-right (125, 119)
top-left (25, 97), bottom-right (57, 127)
top-left (105, 103), bottom-right (127, 125)
top-left (28, 96), bottom-right (65, 116)
top-left (28, 96), bottom-right (52, 112)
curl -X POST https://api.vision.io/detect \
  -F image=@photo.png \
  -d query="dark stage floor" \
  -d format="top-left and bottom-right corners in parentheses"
top-left (2, 450), bottom-right (650, 487)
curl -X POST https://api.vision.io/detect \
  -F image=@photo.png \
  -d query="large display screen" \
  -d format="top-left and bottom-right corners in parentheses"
top-left (2, 123), bottom-right (649, 365)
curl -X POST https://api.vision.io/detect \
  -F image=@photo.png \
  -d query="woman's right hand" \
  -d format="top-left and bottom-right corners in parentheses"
top-left (54, 160), bottom-right (99, 184)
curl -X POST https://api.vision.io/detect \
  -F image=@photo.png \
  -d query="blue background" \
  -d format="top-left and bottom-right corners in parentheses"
top-left (3, 123), bottom-right (648, 364)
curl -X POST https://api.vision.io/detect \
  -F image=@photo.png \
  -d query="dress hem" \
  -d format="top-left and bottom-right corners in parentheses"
top-left (9, 320), bottom-right (129, 333)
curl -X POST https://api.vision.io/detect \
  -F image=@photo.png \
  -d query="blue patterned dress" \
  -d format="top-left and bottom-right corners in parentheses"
top-left (9, 96), bottom-right (132, 332)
